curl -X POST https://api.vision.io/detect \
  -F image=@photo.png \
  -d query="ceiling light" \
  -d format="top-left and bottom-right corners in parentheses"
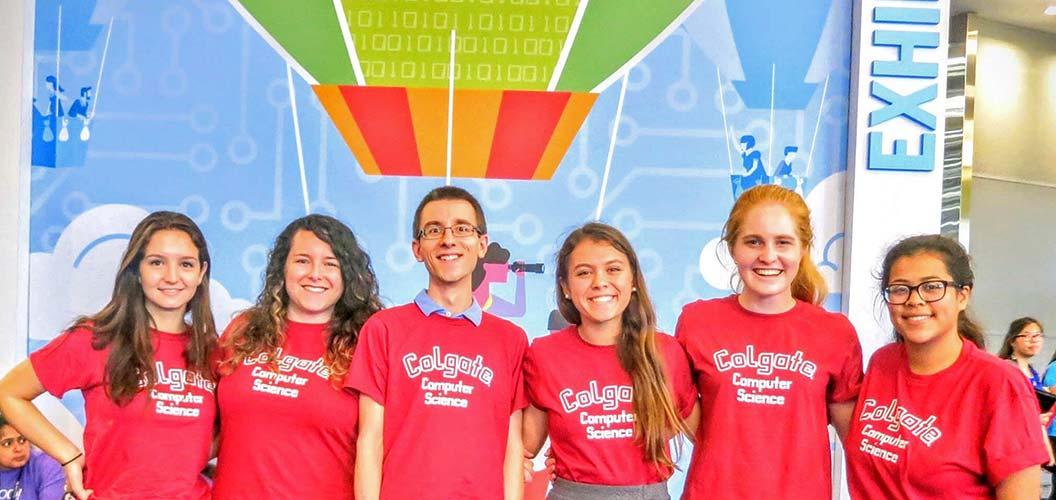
top-left (1045, 5), bottom-right (1056, 15)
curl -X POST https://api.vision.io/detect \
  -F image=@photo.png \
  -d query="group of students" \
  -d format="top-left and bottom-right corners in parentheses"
top-left (0, 184), bottom-right (1048, 500)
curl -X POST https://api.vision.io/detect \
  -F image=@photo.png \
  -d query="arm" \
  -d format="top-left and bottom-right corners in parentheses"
top-left (683, 402), bottom-right (702, 444)
top-left (521, 404), bottom-right (548, 458)
top-left (504, 410), bottom-right (525, 500)
top-left (827, 400), bottom-right (855, 443)
top-left (995, 465), bottom-right (1040, 499)
top-left (355, 395), bottom-right (385, 500)
top-left (0, 360), bottom-right (92, 500)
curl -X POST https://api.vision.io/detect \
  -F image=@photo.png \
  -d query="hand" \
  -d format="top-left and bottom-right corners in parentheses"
top-left (63, 454), bottom-right (93, 499)
top-left (522, 449), bottom-right (534, 483)
top-left (513, 261), bottom-right (526, 277)
top-left (1042, 412), bottom-right (1052, 427)
top-left (545, 447), bottom-right (556, 481)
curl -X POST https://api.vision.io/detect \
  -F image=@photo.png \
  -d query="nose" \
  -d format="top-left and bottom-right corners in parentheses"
top-left (904, 286), bottom-right (927, 306)
top-left (759, 242), bottom-right (778, 262)
top-left (308, 261), bottom-right (324, 279)
top-left (164, 263), bottom-right (179, 283)
top-left (439, 227), bottom-right (457, 245)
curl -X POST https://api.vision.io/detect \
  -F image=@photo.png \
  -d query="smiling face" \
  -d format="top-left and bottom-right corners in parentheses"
top-left (138, 229), bottom-right (207, 325)
top-left (412, 199), bottom-right (488, 291)
top-left (0, 425), bottom-right (30, 469)
top-left (1011, 322), bottom-right (1044, 359)
top-left (561, 239), bottom-right (635, 332)
top-left (886, 252), bottom-right (970, 348)
top-left (284, 230), bottom-right (343, 323)
top-left (730, 203), bottom-right (803, 310)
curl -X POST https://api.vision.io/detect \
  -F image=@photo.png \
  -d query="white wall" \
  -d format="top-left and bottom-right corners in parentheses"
top-left (0, 0), bottom-right (31, 374)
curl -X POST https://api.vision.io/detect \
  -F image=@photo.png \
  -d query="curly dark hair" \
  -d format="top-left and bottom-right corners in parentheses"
top-left (219, 215), bottom-right (383, 387)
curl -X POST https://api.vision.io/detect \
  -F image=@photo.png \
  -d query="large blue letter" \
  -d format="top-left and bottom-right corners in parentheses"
top-left (868, 82), bottom-right (937, 130)
top-left (871, 30), bottom-right (940, 78)
top-left (867, 132), bottom-right (935, 171)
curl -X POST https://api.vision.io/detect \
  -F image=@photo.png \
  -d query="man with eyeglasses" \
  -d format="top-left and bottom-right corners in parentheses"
top-left (349, 186), bottom-right (527, 500)
top-left (0, 414), bottom-right (64, 500)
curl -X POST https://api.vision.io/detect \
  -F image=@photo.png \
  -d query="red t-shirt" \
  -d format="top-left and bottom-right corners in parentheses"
top-left (524, 326), bottom-right (696, 485)
top-left (30, 326), bottom-right (214, 500)
top-left (846, 340), bottom-right (1048, 499)
top-left (347, 303), bottom-right (528, 500)
top-left (212, 318), bottom-right (358, 499)
top-left (675, 296), bottom-right (863, 499)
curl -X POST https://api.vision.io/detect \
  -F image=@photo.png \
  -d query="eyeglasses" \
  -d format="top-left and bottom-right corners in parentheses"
top-left (0, 435), bottom-right (27, 449)
top-left (1016, 333), bottom-right (1045, 342)
top-left (882, 280), bottom-right (958, 305)
top-left (417, 223), bottom-right (480, 240)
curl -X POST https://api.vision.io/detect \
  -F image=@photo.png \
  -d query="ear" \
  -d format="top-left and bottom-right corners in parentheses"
top-left (559, 279), bottom-right (570, 300)
top-left (476, 233), bottom-right (489, 259)
top-left (955, 285), bottom-right (971, 312)
top-left (411, 239), bottom-right (424, 262)
top-left (197, 261), bottom-right (209, 285)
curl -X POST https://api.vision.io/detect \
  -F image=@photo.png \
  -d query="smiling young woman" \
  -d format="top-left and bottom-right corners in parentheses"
top-left (0, 211), bottom-right (217, 500)
top-left (675, 185), bottom-right (863, 499)
top-left (522, 223), bottom-right (697, 499)
top-left (212, 214), bottom-right (383, 499)
top-left (845, 235), bottom-right (1048, 499)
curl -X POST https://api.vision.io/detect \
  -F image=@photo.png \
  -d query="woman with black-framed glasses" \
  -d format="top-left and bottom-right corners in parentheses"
top-left (845, 235), bottom-right (1048, 499)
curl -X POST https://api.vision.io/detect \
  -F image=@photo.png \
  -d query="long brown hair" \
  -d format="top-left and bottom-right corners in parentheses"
top-left (878, 235), bottom-right (984, 348)
top-left (721, 185), bottom-right (827, 305)
top-left (73, 211), bottom-right (217, 405)
top-left (555, 222), bottom-right (690, 470)
top-left (219, 215), bottom-right (383, 387)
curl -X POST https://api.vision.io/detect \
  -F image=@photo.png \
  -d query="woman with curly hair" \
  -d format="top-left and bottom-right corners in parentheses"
top-left (212, 214), bottom-right (383, 499)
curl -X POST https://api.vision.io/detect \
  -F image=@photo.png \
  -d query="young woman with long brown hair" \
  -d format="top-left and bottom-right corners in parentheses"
top-left (523, 222), bottom-right (698, 499)
top-left (212, 214), bottom-right (382, 499)
top-left (0, 211), bottom-right (218, 499)
top-left (675, 185), bottom-right (863, 498)
top-left (846, 235), bottom-right (1046, 499)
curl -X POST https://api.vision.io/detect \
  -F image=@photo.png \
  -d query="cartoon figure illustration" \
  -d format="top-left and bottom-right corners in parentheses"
top-left (41, 76), bottom-right (68, 143)
top-left (470, 242), bottom-right (543, 318)
top-left (732, 134), bottom-right (769, 197)
top-left (67, 86), bottom-right (93, 141)
top-left (773, 145), bottom-right (804, 194)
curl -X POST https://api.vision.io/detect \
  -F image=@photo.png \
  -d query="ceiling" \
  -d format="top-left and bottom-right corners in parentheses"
top-left (952, 0), bottom-right (1056, 34)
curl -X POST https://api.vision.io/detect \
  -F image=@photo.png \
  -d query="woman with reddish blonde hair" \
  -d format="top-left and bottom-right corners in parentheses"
top-left (676, 185), bottom-right (863, 498)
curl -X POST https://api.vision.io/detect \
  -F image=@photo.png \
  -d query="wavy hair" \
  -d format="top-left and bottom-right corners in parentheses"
top-left (721, 185), bottom-right (827, 305)
top-left (555, 222), bottom-right (690, 471)
top-left (219, 215), bottom-right (382, 387)
top-left (72, 211), bottom-right (217, 405)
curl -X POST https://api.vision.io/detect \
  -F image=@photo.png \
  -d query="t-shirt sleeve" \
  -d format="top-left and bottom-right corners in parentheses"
top-left (510, 330), bottom-right (529, 413)
top-left (28, 327), bottom-right (100, 397)
top-left (28, 451), bottom-right (66, 500)
top-left (662, 334), bottom-right (698, 419)
top-left (346, 315), bottom-right (389, 405)
top-left (982, 375), bottom-right (1049, 486)
top-left (827, 316), bottom-right (864, 403)
top-left (523, 344), bottom-right (546, 410)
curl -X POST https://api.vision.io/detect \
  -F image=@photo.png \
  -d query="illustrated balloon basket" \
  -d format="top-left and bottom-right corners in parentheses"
top-left (313, 85), bottom-right (597, 181)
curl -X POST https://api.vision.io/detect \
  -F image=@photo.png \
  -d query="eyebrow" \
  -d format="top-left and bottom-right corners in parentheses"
top-left (889, 275), bottom-right (947, 283)
top-left (422, 218), bottom-right (476, 227)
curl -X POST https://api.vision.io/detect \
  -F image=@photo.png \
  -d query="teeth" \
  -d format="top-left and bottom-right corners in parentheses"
top-left (590, 296), bottom-right (615, 303)
top-left (904, 315), bottom-right (931, 322)
top-left (304, 286), bottom-right (327, 293)
top-left (439, 255), bottom-right (459, 261)
top-left (755, 269), bottom-right (782, 276)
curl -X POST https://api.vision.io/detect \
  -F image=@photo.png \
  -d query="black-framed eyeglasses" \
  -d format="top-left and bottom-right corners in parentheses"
top-left (1015, 333), bottom-right (1045, 342)
top-left (0, 435), bottom-right (28, 448)
top-left (416, 223), bottom-right (481, 240)
top-left (882, 280), bottom-right (959, 305)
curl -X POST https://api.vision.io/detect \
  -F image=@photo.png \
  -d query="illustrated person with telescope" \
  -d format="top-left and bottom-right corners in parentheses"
top-left (472, 241), bottom-right (545, 318)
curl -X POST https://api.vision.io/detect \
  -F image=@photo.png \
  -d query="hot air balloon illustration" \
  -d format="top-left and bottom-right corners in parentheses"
top-left (230, 0), bottom-right (701, 180)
